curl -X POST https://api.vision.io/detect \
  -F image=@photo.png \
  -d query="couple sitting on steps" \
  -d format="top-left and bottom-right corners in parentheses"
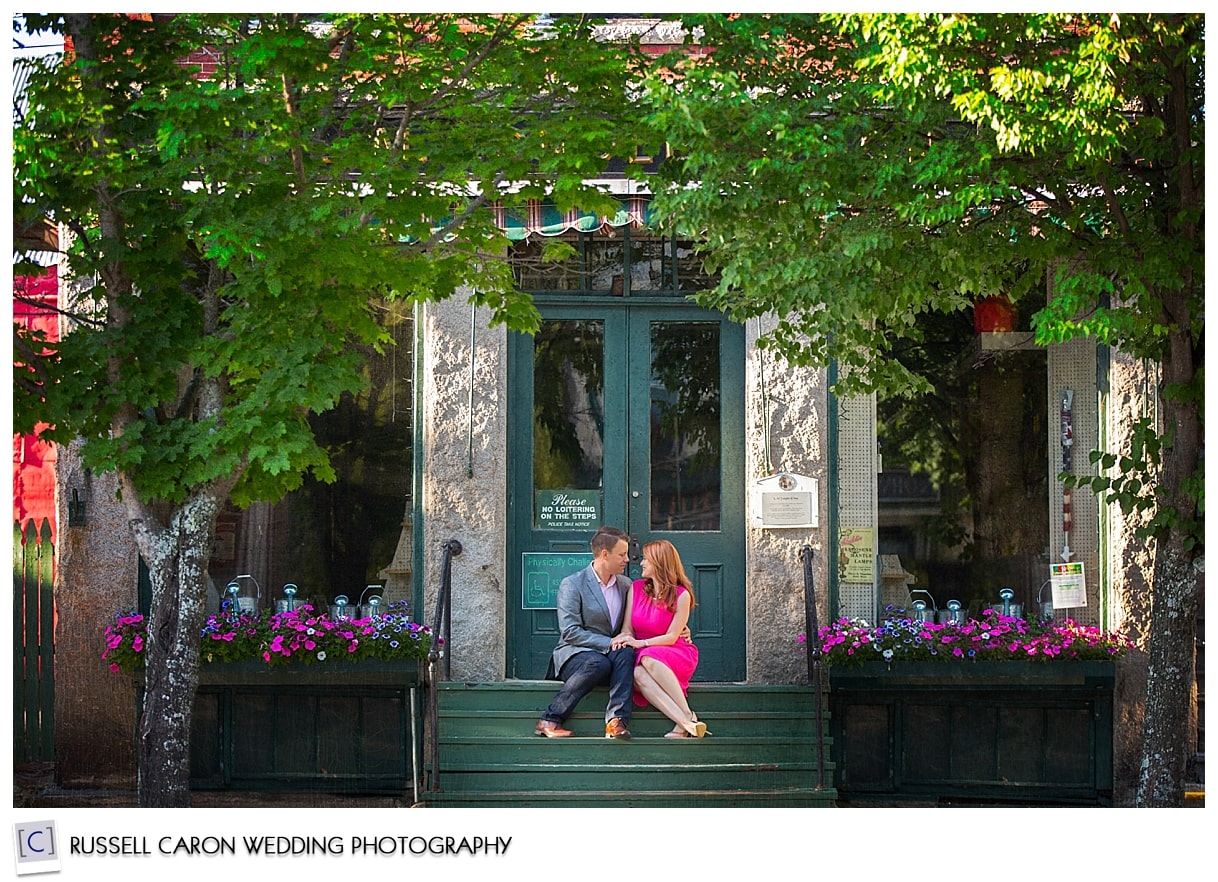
top-left (534, 525), bottom-right (707, 740)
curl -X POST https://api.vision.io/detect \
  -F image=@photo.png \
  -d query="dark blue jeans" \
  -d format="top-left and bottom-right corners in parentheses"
top-left (542, 647), bottom-right (636, 724)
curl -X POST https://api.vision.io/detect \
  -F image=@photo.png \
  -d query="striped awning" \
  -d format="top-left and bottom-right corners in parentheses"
top-left (492, 194), bottom-right (653, 240)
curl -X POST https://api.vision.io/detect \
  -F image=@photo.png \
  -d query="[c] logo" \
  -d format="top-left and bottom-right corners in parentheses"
top-left (12, 820), bottom-right (61, 876)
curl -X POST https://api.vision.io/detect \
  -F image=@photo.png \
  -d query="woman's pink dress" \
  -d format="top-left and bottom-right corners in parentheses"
top-left (630, 580), bottom-right (699, 707)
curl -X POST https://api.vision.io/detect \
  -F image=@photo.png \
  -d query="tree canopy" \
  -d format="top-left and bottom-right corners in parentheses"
top-left (643, 11), bottom-right (1203, 807)
top-left (13, 12), bottom-right (647, 507)
top-left (11, 11), bottom-right (648, 805)
top-left (644, 13), bottom-right (1202, 399)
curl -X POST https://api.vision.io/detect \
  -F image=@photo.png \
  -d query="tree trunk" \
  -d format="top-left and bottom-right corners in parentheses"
top-left (131, 492), bottom-right (224, 807)
top-left (1136, 310), bottom-right (1202, 807)
top-left (1137, 537), bottom-right (1201, 806)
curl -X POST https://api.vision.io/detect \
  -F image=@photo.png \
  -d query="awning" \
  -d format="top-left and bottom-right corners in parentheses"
top-left (491, 194), bottom-right (654, 240)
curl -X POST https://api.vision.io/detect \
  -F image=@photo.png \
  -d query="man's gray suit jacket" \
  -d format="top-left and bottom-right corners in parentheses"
top-left (549, 564), bottom-right (631, 678)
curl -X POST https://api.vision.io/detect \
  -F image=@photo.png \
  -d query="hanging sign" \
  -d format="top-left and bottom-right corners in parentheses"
top-left (749, 472), bottom-right (818, 528)
top-left (1049, 561), bottom-right (1087, 610)
top-left (536, 489), bottom-right (601, 530)
top-left (522, 552), bottom-right (593, 609)
top-left (839, 527), bottom-right (876, 584)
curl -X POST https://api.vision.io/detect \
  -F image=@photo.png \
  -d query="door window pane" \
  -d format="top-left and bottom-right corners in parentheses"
top-left (650, 322), bottom-right (721, 530)
top-left (533, 320), bottom-right (605, 526)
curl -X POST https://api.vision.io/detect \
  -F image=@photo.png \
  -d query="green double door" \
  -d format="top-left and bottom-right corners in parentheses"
top-left (507, 303), bottom-right (745, 681)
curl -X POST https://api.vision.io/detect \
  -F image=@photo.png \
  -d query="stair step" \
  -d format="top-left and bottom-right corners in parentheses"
top-left (436, 681), bottom-right (826, 712)
top-left (439, 736), bottom-right (832, 764)
top-left (434, 764), bottom-right (826, 793)
top-left (421, 787), bottom-right (838, 808)
top-left (438, 713), bottom-right (830, 739)
top-left (425, 681), bottom-right (837, 808)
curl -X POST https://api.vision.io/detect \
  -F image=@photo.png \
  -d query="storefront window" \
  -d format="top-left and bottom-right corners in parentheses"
top-left (207, 298), bottom-right (415, 613)
top-left (877, 304), bottom-right (1048, 616)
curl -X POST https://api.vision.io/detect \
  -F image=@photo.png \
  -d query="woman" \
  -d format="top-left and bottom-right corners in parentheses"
top-left (611, 539), bottom-right (706, 738)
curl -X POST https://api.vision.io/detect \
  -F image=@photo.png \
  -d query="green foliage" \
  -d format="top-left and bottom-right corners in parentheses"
top-left (642, 12), bottom-right (1203, 554)
top-left (13, 13), bottom-right (646, 507)
top-left (642, 13), bottom-right (1202, 396)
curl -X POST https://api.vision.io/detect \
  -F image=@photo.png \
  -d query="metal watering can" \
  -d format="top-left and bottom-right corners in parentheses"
top-left (937, 598), bottom-right (967, 625)
top-left (358, 584), bottom-right (384, 619)
top-left (990, 586), bottom-right (1022, 620)
top-left (225, 574), bottom-right (261, 614)
top-left (329, 594), bottom-right (353, 621)
top-left (274, 583), bottom-right (301, 614)
top-left (1037, 579), bottom-right (1054, 622)
top-left (909, 590), bottom-right (937, 624)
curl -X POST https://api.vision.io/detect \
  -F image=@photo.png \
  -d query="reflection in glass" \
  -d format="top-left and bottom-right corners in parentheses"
top-left (586, 238), bottom-right (626, 292)
top-left (511, 237), bottom-right (583, 290)
top-left (650, 322), bottom-right (721, 531)
top-left (208, 297), bottom-right (414, 606)
top-left (533, 320), bottom-right (605, 500)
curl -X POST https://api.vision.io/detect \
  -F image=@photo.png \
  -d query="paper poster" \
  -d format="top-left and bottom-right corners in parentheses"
top-left (838, 527), bottom-right (875, 583)
top-left (1050, 561), bottom-right (1087, 610)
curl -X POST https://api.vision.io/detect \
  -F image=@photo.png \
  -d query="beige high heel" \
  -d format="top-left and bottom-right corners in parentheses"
top-left (682, 719), bottom-right (708, 738)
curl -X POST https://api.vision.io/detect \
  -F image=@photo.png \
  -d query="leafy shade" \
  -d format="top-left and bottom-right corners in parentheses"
top-left (13, 13), bottom-right (648, 506)
top-left (642, 13), bottom-right (1202, 401)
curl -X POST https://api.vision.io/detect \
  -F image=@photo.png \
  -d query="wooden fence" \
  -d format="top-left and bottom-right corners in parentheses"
top-left (14, 519), bottom-right (54, 764)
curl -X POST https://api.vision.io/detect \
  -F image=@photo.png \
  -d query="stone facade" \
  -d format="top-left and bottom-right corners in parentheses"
top-left (42, 284), bottom-right (1168, 803)
top-left (417, 296), bottom-right (832, 684)
top-left (419, 296), bottom-right (511, 682)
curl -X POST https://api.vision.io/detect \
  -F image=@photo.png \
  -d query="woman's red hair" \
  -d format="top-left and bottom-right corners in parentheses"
top-left (641, 539), bottom-right (695, 612)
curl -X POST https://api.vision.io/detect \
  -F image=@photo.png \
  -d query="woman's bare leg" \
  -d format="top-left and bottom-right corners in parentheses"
top-left (639, 657), bottom-right (700, 734)
top-left (634, 665), bottom-right (691, 731)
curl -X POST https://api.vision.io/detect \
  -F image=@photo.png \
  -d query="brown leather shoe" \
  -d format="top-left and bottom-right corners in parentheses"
top-left (604, 718), bottom-right (631, 739)
top-left (534, 719), bottom-right (573, 738)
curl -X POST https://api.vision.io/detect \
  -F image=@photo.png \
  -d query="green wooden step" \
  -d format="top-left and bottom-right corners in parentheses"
top-left (438, 711), bottom-right (830, 739)
top-left (421, 787), bottom-right (838, 808)
top-left (423, 681), bottom-right (839, 808)
top-left (436, 681), bottom-right (826, 713)
top-left (434, 763), bottom-right (827, 793)
top-left (439, 736), bottom-right (832, 767)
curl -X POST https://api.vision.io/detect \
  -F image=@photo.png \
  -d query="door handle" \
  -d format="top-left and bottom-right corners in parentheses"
top-left (629, 534), bottom-right (642, 563)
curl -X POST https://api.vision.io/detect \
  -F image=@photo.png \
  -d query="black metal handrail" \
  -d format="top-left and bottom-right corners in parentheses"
top-left (801, 544), bottom-right (827, 790)
top-left (422, 538), bottom-right (461, 795)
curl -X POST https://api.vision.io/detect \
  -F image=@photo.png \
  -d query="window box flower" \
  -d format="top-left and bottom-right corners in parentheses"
top-left (107, 601), bottom-right (431, 794)
top-left (103, 601), bottom-right (432, 675)
top-left (810, 609), bottom-right (1123, 805)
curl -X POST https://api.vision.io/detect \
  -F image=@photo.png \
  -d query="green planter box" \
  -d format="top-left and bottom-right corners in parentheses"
top-left (190, 659), bottom-right (421, 794)
top-left (827, 661), bottom-right (1115, 805)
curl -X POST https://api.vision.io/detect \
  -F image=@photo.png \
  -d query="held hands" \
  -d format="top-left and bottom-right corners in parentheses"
top-left (611, 625), bottom-right (691, 651)
top-left (611, 634), bottom-right (643, 650)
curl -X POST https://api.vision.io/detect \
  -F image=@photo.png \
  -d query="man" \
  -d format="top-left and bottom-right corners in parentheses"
top-left (535, 525), bottom-right (636, 739)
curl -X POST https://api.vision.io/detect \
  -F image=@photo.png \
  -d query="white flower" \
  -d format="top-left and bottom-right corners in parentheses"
top-left (316, 651), bottom-right (327, 661)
